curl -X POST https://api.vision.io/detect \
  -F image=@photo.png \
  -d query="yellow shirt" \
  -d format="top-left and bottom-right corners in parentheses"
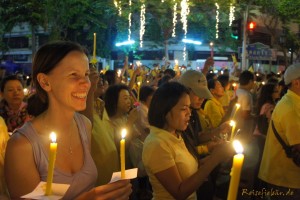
top-left (143, 126), bottom-right (198, 200)
top-left (204, 97), bottom-right (225, 128)
top-left (197, 109), bottom-right (212, 131)
top-left (259, 90), bottom-right (300, 188)
top-left (0, 117), bottom-right (8, 196)
top-left (91, 107), bottom-right (120, 186)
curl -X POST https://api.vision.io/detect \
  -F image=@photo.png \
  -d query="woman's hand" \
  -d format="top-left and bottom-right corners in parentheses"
top-left (89, 67), bottom-right (99, 93)
top-left (77, 180), bottom-right (132, 200)
top-left (210, 142), bottom-right (235, 163)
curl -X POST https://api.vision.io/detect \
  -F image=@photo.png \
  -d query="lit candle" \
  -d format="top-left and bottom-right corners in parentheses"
top-left (120, 129), bottom-right (127, 179)
top-left (23, 88), bottom-right (29, 96)
top-left (117, 69), bottom-right (122, 77)
top-left (93, 33), bottom-right (96, 59)
top-left (230, 120), bottom-right (236, 141)
top-left (227, 140), bottom-right (244, 200)
top-left (232, 82), bottom-right (237, 90)
top-left (137, 81), bottom-right (141, 101)
top-left (45, 132), bottom-right (57, 195)
top-left (231, 103), bottom-right (240, 120)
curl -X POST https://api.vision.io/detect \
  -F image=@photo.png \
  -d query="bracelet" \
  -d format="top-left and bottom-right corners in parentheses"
top-left (197, 145), bottom-right (209, 155)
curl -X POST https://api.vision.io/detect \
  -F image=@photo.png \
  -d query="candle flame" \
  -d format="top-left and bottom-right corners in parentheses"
top-left (23, 88), bottom-right (29, 95)
top-left (137, 81), bottom-right (141, 86)
top-left (235, 103), bottom-right (240, 109)
top-left (233, 140), bottom-right (243, 154)
top-left (121, 129), bottom-right (127, 139)
top-left (232, 83), bottom-right (237, 87)
top-left (50, 132), bottom-right (57, 143)
top-left (230, 120), bottom-right (236, 127)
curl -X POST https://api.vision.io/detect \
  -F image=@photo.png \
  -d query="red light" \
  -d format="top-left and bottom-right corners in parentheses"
top-left (248, 22), bottom-right (256, 30)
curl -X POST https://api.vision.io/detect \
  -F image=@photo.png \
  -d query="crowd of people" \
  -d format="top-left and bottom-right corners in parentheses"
top-left (0, 40), bottom-right (299, 200)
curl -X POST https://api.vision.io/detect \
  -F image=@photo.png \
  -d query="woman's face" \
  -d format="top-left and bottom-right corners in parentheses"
top-left (45, 51), bottom-right (90, 112)
top-left (117, 89), bottom-right (132, 114)
top-left (2, 80), bottom-right (24, 107)
top-left (165, 93), bottom-right (191, 133)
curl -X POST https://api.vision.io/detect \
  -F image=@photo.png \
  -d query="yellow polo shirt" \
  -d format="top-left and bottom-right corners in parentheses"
top-left (204, 97), bottom-right (225, 128)
top-left (91, 108), bottom-right (120, 186)
top-left (259, 90), bottom-right (300, 189)
top-left (197, 109), bottom-right (212, 131)
top-left (143, 126), bottom-right (198, 200)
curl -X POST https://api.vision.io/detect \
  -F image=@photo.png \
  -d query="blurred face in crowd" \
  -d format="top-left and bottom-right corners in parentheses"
top-left (164, 93), bottom-right (191, 133)
top-left (95, 77), bottom-right (105, 98)
top-left (117, 89), bottom-right (132, 114)
top-left (210, 81), bottom-right (224, 98)
top-left (2, 80), bottom-right (24, 109)
top-left (272, 85), bottom-right (281, 101)
top-left (189, 90), bottom-right (204, 110)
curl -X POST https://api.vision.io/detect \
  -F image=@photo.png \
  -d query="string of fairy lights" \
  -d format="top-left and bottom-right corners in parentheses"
top-left (172, 0), bottom-right (178, 38)
top-left (139, 3), bottom-right (146, 47)
top-left (114, 0), bottom-right (236, 60)
top-left (229, 3), bottom-right (235, 26)
top-left (215, 2), bottom-right (219, 39)
top-left (181, 0), bottom-right (190, 60)
top-left (128, 0), bottom-right (132, 41)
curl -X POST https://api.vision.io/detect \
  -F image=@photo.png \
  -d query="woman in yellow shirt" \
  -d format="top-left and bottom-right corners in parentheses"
top-left (204, 79), bottom-right (225, 128)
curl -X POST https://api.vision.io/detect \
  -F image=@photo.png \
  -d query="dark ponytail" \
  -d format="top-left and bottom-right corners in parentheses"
top-left (27, 94), bottom-right (48, 117)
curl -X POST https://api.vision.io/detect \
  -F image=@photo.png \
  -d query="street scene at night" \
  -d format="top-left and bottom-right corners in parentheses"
top-left (1, 0), bottom-right (300, 199)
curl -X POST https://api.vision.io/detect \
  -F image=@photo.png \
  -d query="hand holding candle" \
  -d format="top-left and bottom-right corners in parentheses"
top-left (137, 81), bottom-right (141, 101)
top-left (90, 33), bottom-right (97, 65)
top-left (229, 120), bottom-right (236, 141)
top-left (227, 140), bottom-right (244, 200)
top-left (93, 33), bottom-right (96, 59)
top-left (45, 132), bottom-right (57, 195)
top-left (231, 103), bottom-right (240, 120)
top-left (120, 129), bottom-right (127, 179)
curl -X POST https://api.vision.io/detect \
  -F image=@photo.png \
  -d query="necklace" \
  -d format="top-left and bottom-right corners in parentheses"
top-left (43, 113), bottom-right (74, 156)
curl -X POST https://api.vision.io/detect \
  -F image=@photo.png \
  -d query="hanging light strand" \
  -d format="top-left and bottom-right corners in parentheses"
top-left (128, 13), bottom-right (132, 41)
top-left (128, 0), bottom-right (132, 41)
top-left (140, 3), bottom-right (146, 47)
top-left (229, 3), bottom-right (235, 26)
top-left (180, 0), bottom-right (190, 36)
top-left (118, 0), bottom-right (122, 16)
top-left (172, 1), bottom-right (178, 37)
top-left (181, 0), bottom-right (189, 60)
top-left (114, 0), bottom-right (118, 8)
top-left (215, 3), bottom-right (219, 39)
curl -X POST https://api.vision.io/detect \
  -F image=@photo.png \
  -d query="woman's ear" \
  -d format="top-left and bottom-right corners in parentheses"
top-left (37, 73), bottom-right (51, 91)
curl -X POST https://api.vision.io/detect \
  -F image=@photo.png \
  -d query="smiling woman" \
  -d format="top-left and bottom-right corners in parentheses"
top-left (4, 41), bottom-right (132, 200)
